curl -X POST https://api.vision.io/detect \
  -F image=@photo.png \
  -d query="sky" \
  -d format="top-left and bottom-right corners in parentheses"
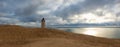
top-left (0, 0), bottom-right (120, 27)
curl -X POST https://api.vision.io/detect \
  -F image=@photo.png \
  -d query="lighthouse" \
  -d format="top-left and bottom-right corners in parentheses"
top-left (41, 18), bottom-right (45, 28)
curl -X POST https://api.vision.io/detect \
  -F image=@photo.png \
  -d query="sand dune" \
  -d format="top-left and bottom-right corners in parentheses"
top-left (0, 25), bottom-right (120, 47)
top-left (23, 38), bottom-right (91, 47)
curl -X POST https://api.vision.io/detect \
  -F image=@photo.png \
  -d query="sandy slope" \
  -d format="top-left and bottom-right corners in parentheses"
top-left (23, 38), bottom-right (91, 47)
top-left (0, 25), bottom-right (120, 47)
top-left (22, 38), bottom-right (120, 47)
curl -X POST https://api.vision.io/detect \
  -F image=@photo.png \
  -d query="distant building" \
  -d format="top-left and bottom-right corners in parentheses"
top-left (41, 18), bottom-right (45, 28)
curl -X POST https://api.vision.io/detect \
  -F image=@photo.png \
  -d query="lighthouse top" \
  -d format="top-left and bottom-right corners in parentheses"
top-left (41, 18), bottom-right (45, 22)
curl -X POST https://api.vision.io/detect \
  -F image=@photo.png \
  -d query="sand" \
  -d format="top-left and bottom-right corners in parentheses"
top-left (0, 25), bottom-right (120, 47)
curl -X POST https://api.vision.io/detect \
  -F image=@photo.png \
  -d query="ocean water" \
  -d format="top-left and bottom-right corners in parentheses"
top-left (57, 28), bottom-right (120, 39)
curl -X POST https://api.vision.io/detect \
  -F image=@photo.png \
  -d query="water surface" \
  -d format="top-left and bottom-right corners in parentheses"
top-left (57, 28), bottom-right (120, 39)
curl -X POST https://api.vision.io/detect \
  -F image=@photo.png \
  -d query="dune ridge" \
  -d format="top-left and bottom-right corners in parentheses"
top-left (0, 25), bottom-right (120, 47)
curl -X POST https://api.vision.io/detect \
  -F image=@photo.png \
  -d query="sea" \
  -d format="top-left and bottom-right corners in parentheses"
top-left (56, 27), bottom-right (120, 39)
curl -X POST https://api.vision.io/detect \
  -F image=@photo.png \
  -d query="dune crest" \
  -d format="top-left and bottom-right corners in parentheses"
top-left (0, 25), bottom-right (120, 47)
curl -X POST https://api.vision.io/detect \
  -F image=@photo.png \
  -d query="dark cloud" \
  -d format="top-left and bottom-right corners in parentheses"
top-left (0, 0), bottom-right (119, 26)
top-left (15, 5), bottom-right (38, 16)
top-left (11, 0), bottom-right (43, 23)
top-left (53, 0), bottom-right (115, 18)
top-left (53, 3), bottom-right (82, 19)
top-left (116, 12), bottom-right (120, 17)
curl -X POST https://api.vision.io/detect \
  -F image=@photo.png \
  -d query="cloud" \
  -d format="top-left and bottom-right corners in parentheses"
top-left (53, 0), bottom-right (114, 17)
top-left (0, 2), bottom-right (6, 8)
top-left (52, 0), bottom-right (118, 24)
top-left (0, 0), bottom-right (120, 27)
top-left (0, 17), bottom-right (20, 24)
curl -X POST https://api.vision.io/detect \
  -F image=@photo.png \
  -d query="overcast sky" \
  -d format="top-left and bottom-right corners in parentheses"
top-left (0, 0), bottom-right (120, 27)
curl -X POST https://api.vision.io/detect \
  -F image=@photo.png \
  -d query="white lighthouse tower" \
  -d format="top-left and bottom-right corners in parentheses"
top-left (41, 18), bottom-right (45, 28)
